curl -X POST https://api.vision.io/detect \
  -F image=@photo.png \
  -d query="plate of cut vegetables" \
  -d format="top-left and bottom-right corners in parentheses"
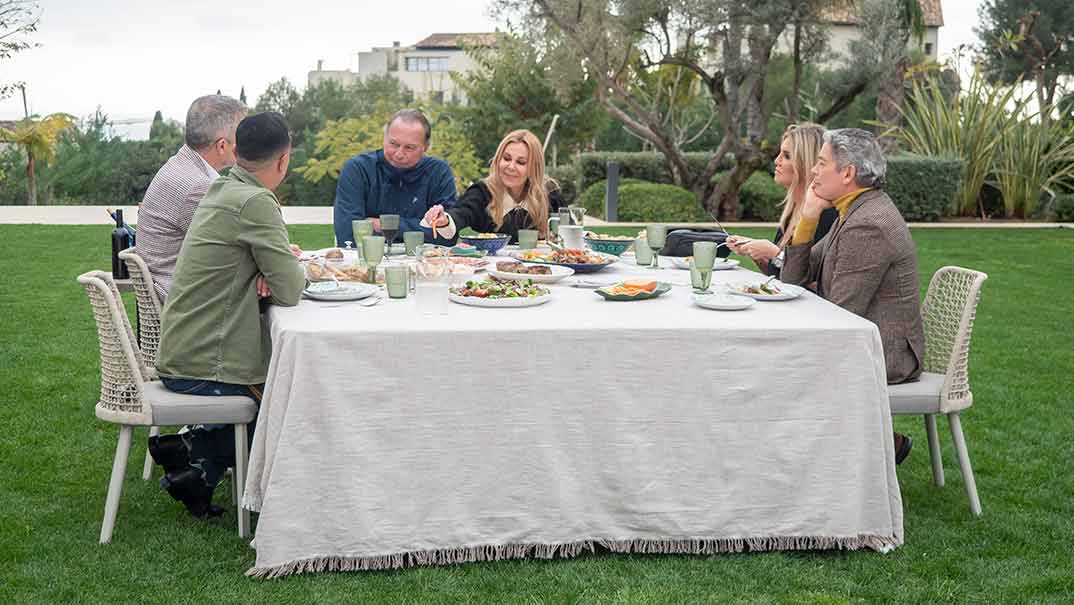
top-left (510, 248), bottom-right (618, 273)
top-left (594, 280), bottom-right (673, 301)
top-left (725, 279), bottom-right (805, 301)
top-left (448, 277), bottom-right (552, 308)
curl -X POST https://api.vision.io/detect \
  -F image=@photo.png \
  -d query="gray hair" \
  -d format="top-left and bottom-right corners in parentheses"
top-left (824, 128), bottom-right (887, 188)
top-left (385, 108), bottom-right (432, 146)
top-left (184, 95), bottom-right (247, 151)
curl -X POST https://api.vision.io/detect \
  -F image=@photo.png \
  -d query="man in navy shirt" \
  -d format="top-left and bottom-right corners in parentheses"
top-left (332, 108), bottom-right (458, 245)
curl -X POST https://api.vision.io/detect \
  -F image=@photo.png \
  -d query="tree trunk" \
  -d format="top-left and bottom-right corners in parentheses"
top-left (26, 150), bottom-right (37, 207)
top-left (875, 56), bottom-right (908, 153)
top-left (790, 20), bottom-right (802, 123)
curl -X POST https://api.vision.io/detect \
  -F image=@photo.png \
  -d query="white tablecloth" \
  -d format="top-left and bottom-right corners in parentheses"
top-left (243, 257), bottom-right (902, 578)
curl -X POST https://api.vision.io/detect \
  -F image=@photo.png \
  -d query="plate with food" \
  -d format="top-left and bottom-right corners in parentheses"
top-left (459, 233), bottom-right (511, 254)
top-left (302, 281), bottom-right (380, 302)
top-left (725, 279), bottom-right (805, 301)
top-left (594, 280), bottom-right (673, 301)
top-left (488, 260), bottom-right (574, 283)
top-left (692, 293), bottom-right (756, 311)
top-left (447, 256), bottom-right (489, 271)
top-left (510, 248), bottom-right (618, 273)
top-left (668, 256), bottom-right (740, 271)
top-left (448, 277), bottom-right (552, 308)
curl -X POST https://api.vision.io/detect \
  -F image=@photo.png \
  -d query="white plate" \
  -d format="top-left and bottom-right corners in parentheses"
top-left (668, 257), bottom-right (740, 271)
top-left (693, 293), bottom-right (756, 311)
top-left (448, 292), bottom-right (552, 308)
top-left (487, 263), bottom-right (575, 283)
top-left (303, 281), bottom-right (380, 301)
top-left (724, 280), bottom-right (805, 301)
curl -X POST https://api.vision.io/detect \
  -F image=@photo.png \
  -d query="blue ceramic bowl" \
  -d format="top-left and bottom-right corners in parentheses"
top-left (460, 234), bottom-right (511, 255)
top-left (585, 237), bottom-right (633, 257)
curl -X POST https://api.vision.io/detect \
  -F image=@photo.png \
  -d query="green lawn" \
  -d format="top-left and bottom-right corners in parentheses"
top-left (2, 225), bottom-right (1072, 604)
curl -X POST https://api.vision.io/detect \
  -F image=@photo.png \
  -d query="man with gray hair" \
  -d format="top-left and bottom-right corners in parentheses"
top-left (333, 108), bottom-right (457, 246)
top-left (782, 128), bottom-right (924, 464)
top-left (136, 94), bottom-right (247, 300)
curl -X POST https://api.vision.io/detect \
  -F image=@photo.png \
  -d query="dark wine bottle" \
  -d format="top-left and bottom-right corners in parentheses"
top-left (111, 209), bottom-right (131, 279)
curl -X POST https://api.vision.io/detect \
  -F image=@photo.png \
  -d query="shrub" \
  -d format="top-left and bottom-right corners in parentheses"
top-left (885, 154), bottom-right (964, 221)
top-left (547, 163), bottom-right (580, 207)
top-left (711, 171), bottom-right (786, 221)
top-left (578, 178), bottom-right (646, 218)
top-left (577, 152), bottom-right (733, 191)
top-left (615, 182), bottom-right (709, 222)
top-left (1052, 194), bottom-right (1074, 222)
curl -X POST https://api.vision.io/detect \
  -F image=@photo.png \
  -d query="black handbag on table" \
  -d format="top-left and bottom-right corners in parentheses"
top-left (659, 228), bottom-right (731, 258)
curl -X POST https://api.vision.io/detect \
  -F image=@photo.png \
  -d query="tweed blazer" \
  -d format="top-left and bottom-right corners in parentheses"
top-left (782, 189), bottom-right (924, 384)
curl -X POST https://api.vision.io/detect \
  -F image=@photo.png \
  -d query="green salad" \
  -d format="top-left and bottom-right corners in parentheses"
top-left (451, 277), bottom-right (550, 299)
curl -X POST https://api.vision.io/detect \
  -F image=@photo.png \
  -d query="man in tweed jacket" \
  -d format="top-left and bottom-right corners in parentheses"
top-left (136, 95), bottom-right (247, 300)
top-left (782, 128), bottom-right (924, 461)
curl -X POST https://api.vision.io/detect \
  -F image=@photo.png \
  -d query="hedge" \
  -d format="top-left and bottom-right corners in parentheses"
top-left (578, 180), bottom-right (708, 222)
top-left (577, 152), bottom-right (733, 192)
top-left (1053, 194), bottom-right (1074, 222)
top-left (884, 154), bottom-right (963, 221)
top-left (547, 163), bottom-right (580, 207)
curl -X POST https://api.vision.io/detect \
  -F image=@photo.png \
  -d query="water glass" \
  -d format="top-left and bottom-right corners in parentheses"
top-left (353, 219), bottom-right (375, 261)
top-left (385, 264), bottom-right (409, 299)
top-left (692, 241), bottom-right (717, 270)
top-left (415, 256), bottom-right (451, 315)
top-left (362, 235), bottom-right (386, 280)
top-left (634, 237), bottom-right (653, 266)
top-left (403, 231), bottom-right (425, 255)
top-left (517, 229), bottom-right (539, 250)
top-left (646, 224), bottom-right (667, 270)
top-left (689, 260), bottom-right (713, 294)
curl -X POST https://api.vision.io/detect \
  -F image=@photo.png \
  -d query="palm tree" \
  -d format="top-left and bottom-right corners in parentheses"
top-left (874, 0), bottom-right (926, 151)
top-left (0, 113), bottom-right (74, 205)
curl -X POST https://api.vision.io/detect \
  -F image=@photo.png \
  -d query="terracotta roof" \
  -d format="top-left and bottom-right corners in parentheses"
top-left (412, 33), bottom-right (501, 49)
top-left (823, 0), bottom-right (943, 28)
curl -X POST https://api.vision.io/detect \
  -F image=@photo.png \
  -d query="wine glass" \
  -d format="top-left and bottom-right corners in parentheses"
top-left (362, 235), bottom-right (385, 284)
top-left (645, 224), bottom-right (667, 270)
top-left (380, 214), bottom-right (400, 255)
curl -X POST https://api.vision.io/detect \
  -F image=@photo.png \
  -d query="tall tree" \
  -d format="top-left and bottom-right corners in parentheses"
top-left (0, 0), bottom-right (39, 100)
top-left (0, 113), bottom-right (74, 205)
top-left (870, 0), bottom-right (925, 150)
top-left (977, 0), bottom-right (1074, 130)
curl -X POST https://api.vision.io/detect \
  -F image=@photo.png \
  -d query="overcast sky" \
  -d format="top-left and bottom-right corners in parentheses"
top-left (1, 0), bottom-right (985, 135)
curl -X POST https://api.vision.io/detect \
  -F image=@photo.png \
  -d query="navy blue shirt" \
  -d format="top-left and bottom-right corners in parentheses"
top-left (332, 149), bottom-right (457, 245)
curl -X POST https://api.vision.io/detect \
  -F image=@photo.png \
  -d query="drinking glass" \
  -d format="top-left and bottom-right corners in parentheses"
top-left (517, 229), bottom-right (539, 250)
top-left (385, 264), bottom-right (409, 299)
top-left (415, 256), bottom-right (451, 315)
top-left (689, 259), bottom-right (713, 294)
top-left (645, 224), bottom-right (667, 270)
top-left (692, 241), bottom-right (717, 270)
top-left (568, 205), bottom-right (587, 228)
top-left (353, 219), bottom-right (375, 262)
top-left (403, 231), bottom-right (425, 255)
top-left (380, 214), bottom-right (401, 252)
top-left (634, 236), bottom-right (652, 266)
top-left (362, 235), bottom-right (385, 284)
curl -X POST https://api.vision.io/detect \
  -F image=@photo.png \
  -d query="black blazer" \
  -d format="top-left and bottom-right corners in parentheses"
top-left (764, 207), bottom-right (839, 277)
top-left (448, 181), bottom-right (565, 244)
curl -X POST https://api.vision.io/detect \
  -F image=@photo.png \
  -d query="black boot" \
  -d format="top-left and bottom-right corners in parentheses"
top-left (160, 468), bottom-right (225, 518)
top-left (148, 434), bottom-right (190, 474)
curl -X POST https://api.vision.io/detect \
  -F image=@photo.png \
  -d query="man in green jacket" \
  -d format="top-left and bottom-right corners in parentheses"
top-left (150, 111), bottom-right (305, 517)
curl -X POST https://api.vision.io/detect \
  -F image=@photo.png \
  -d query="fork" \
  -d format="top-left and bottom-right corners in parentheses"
top-left (358, 292), bottom-right (384, 307)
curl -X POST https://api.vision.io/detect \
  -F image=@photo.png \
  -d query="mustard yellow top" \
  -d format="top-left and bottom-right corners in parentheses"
top-left (790, 188), bottom-right (872, 245)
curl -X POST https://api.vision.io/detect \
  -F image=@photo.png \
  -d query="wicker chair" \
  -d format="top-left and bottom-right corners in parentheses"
top-left (889, 266), bottom-right (988, 516)
top-left (117, 247), bottom-right (164, 482)
top-left (77, 270), bottom-right (256, 543)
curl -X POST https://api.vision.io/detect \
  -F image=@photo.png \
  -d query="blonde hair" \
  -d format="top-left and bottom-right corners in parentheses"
top-left (485, 130), bottom-right (552, 237)
top-left (776, 123), bottom-right (825, 247)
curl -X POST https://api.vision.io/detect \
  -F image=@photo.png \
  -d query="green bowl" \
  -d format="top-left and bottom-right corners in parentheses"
top-left (585, 237), bottom-right (633, 256)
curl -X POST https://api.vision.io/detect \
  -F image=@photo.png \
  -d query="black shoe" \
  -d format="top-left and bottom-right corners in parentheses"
top-left (894, 432), bottom-right (913, 465)
top-left (148, 434), bottom-right (190, 474)
top-left (160, 469), bottom-right (224, 518)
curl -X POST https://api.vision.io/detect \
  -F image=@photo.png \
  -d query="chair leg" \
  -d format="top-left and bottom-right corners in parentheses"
top-left (924, 414), bottom-right (944, 487)
top-left (100, 425), bottom-right (134, 544)
top-left (233, 423), bottom-right (250, 539)
top-left (142, 426), bottom-right (160, 481)
top-left (948, 412), bottom-right (982, 516)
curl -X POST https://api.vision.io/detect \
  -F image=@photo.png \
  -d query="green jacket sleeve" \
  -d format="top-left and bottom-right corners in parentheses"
top-left (237, 192), bottom-right (306, 307)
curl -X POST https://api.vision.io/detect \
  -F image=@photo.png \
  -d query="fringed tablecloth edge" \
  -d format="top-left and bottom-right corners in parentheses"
top-left (245, 534), bottom-right (900, 579)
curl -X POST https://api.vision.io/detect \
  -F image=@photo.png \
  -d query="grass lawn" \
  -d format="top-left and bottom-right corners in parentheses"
top-left (1, 224), bottom-right (1072, 604)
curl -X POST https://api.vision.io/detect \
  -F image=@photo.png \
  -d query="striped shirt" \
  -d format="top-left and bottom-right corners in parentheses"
top-left (135, 145), bottom-right (219, 300)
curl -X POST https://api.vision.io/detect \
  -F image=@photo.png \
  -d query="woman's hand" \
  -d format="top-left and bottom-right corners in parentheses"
top-left (289, 244), bottom-right (303, 258)
top-left (737, 239), bottom-right (780, 263)
top-left (255, 274), bottom-right (271, 298)
top-left (422, 204), bottom-right (450, 228)
top-left (725, 235), bottom-right (752, 254)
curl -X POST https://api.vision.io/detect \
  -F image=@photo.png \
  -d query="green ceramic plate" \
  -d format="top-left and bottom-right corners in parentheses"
top-left (594, 281), bottom-right (673, 301)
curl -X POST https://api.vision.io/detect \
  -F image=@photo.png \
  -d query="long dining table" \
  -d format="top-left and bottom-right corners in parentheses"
top-left (242, 252), bottom-right (903, 578)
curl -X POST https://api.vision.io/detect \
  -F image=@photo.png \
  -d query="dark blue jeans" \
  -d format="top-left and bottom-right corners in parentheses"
top-left (160, 378), bottom-right (263, 489)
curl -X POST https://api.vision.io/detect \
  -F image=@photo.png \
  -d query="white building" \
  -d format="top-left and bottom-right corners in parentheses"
top-left (818, 0), bottom-right (944, 63)
top-left (308, 33), bottom-right (500, 104)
